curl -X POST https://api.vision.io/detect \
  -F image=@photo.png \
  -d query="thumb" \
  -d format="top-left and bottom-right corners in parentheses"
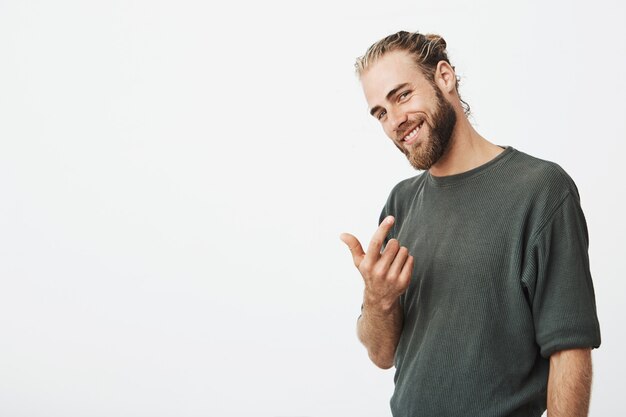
top-left (340, 233), bottom-right (365, 268)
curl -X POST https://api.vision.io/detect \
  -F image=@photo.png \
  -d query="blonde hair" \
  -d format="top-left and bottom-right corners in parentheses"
top-left (355, 31), bottom-right (471, 116)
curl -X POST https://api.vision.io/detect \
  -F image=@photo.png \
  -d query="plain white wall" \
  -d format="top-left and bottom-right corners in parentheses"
top-left (0, 0), bottom-right (624, 416)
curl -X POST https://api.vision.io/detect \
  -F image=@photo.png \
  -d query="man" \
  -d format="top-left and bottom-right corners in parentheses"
top-left (340, 31), bottom-right (601, 417)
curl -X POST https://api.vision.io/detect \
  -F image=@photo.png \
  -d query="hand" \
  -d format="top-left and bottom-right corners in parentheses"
top-left (340, 216), bottom-right (414, 312)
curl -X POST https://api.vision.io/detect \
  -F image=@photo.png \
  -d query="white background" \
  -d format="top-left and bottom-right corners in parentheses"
top-left (1, 0), bottom-right (624, 416)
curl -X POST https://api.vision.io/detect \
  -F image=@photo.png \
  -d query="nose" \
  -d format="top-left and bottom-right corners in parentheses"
top-left (388, 107), bottom-right (408, 133)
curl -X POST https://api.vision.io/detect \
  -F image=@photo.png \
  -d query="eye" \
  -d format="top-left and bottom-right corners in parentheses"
top-left (377, 110), bottom-right (387, 120)
top-left (399, 91), bottom-right (411, 100)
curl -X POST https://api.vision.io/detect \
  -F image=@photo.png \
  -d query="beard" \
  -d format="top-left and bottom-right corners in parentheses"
top-left (399, 88), bottom-right (457, 171)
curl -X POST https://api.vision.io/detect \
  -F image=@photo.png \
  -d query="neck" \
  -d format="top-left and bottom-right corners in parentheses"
top-left (429, 116), bottom-right (503, 177)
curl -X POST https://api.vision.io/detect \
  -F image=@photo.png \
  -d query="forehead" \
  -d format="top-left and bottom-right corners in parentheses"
top-left (360, 50), bottom-right (427, 109)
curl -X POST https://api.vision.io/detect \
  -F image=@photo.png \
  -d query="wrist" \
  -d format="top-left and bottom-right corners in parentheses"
top-left (362, 291), bottom-right (399, 315)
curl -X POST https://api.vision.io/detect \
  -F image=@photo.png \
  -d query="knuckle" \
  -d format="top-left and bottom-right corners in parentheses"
top-left (372, 263), bottom-right (387, 278)
top-left (387, 270), bottom-right (399, 281)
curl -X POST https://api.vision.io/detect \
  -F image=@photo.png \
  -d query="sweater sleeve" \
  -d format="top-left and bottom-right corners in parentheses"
top-left (521, 191), bottom-right (601, 358)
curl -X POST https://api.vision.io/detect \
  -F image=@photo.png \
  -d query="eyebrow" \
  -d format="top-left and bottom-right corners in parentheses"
top-left (369, 83), bottom-right (410, 117)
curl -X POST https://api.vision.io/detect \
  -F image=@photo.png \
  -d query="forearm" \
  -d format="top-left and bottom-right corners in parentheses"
top-left (547, 348), bottom-right (593, 417)
top-left (357, 297), bottom-right (403, 369)
top-left (341, 217), bottom-right (412, 370)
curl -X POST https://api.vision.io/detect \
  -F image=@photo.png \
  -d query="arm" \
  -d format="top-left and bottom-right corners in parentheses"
top-left (357, 298), bottom-right (403, 369)
top-left (547, 348), bottom-right (593, 417)
top-left (341, 216), bottom-right (414, 369)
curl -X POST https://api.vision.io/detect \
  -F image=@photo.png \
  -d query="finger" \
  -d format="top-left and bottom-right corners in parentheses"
top-left (365, 215), bottom-right (395, 261)
top-left (377, 239), bottom-right (401, 272)
top-left (340, 233), bottom-right (365, 268)
top-left (387, 246), bottom-right (409, 278)
top-left (397, 255), bottom-right (414, 290)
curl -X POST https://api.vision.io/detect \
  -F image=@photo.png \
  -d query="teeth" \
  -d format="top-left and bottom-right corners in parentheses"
top-left (404, 124), bottom-right (420, 141)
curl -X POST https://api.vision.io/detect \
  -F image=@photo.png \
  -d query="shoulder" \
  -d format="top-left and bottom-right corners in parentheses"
top-left (505, 148), bottom-right (587, 243)
top-left (506, 148), bottom-right (581, 201)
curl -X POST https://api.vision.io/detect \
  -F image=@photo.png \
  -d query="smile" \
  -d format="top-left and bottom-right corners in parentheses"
top-left (402, 121), bottom-right (424, 145)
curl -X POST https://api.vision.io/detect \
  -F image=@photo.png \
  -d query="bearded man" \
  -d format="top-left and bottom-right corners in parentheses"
top-left (340, 31), bottom-right (601, 417)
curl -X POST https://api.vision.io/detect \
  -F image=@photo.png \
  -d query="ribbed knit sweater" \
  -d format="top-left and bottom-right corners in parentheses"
top-left (380, 146), bottom-right (601, 417)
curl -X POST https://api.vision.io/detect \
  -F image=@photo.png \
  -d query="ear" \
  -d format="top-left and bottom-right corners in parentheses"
top-left (435, 61), bottom-right (456, 94)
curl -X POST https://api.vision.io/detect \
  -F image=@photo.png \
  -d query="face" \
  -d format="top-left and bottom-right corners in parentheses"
top-left (360, 50), bottom-right (457, 170)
